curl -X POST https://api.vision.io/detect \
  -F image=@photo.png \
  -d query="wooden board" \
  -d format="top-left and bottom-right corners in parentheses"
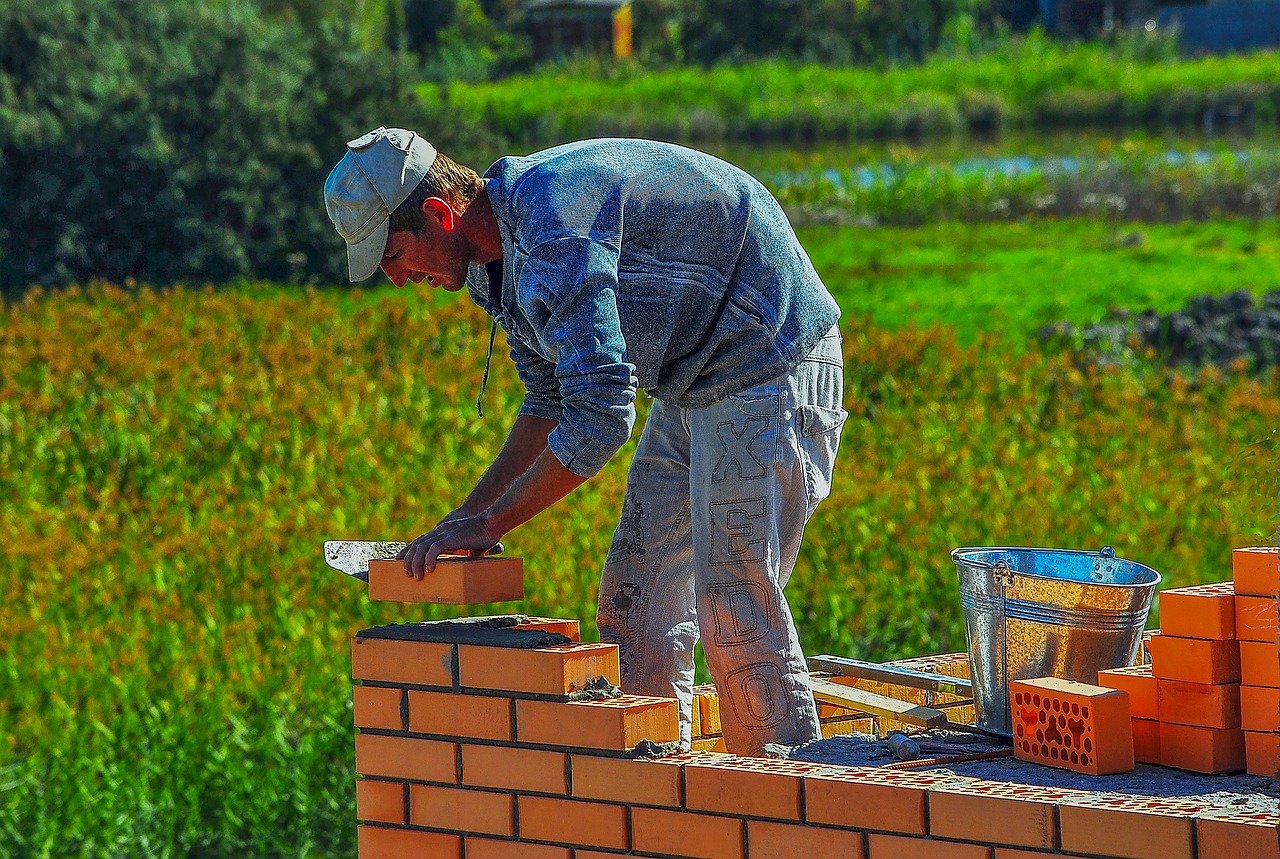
top-left (807, 677), bottom-right (949, 729)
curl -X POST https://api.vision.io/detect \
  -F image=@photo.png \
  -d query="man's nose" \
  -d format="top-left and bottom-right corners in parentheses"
top-left (380, 262), bottom-right (407, 288)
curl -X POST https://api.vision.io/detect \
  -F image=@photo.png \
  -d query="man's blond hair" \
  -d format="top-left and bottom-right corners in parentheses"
top-left (389, 152), bottom-right (480, 233)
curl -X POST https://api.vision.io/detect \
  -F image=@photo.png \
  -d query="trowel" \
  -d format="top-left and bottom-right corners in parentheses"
top-left (323, 540), bottom-right (505, 582)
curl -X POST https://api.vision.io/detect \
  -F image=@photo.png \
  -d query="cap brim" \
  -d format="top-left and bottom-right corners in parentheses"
top-left (346, 217), bottom-right (389, 282)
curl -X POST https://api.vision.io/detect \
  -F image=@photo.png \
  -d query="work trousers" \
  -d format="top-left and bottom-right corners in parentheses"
top-left (597, 325), bottom-right (847, 755)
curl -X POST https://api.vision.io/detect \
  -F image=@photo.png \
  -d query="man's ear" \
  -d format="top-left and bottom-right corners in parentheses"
top-left (421, 197), bottom-right (456, 231)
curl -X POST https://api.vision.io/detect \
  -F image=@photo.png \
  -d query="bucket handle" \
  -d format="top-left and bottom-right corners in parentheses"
top-left (1091, 545), bottom-right (1117, 582)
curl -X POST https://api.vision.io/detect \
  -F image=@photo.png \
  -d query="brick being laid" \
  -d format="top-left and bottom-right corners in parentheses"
top-left (366, 556), bottom-right (524, 604)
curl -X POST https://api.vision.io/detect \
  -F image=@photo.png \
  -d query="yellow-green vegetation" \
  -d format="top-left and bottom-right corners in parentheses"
top-left (3, 220), bottom-right (1278, 853)
top-left (428, 36), bottom-right (1280, 149)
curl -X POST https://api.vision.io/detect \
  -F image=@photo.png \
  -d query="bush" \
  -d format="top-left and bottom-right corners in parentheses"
top-left (0, 0), bottom-right (418, 293)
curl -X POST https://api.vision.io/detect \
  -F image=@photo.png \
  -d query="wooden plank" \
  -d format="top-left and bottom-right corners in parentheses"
top-left (806, 678), bottom-right (949, 729)
top-left (808, 655), bottom-right (974, 697)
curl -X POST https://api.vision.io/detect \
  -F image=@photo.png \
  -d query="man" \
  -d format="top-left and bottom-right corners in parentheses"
top-left (324, 127), bottom-right (846, 756)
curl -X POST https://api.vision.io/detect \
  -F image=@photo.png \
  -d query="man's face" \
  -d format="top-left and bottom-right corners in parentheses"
top-left (379, 203), bottom-right (470, 291)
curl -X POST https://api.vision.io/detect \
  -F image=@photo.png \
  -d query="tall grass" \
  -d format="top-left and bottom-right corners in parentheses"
top-left (2, 248), bottom-right (1278, 852)
top-left (425, 34), bottom-right (1280, 149)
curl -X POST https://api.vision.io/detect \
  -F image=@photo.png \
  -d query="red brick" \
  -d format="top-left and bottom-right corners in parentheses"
top-left (516, 695), bottom-right (679, 750)
top-left (408, 783), bottom-right (515, 836)
top-left (407, 689), bottom-right (512, 740)
top-left (631, 807), bottom-right (744, 859)
top-left (458, 642), bottom-right (620, 696)
top-left (517, 795), bottom-right (629, 850)
top-left (354, 733), bottom-right (457, 783)
top-left (1058, 796), bottom-right (1201, 859)
top-left (1147, 634), bottom-right (1240, 684)
top-left (366, 556), bottom-right (523, 604)
top-left (1158, 723), bottom-right (1245, 773)
top-left (867, 833), bottom-right (991, 859)
top-left (1237, 595), bottom-right (1280, 643)
top-left (570, 752), bottom-right (685, 807)
top-left (928, 784), bottom-right (1057, 849)
top-left (1097, 665), bottom-right (1158, 720)
top-left (804, 768), bottom-right (959, 835)
top-left (462, 744), bottom-right (567, 795)
top-left (1158, 582), bottom-right (1235, 640)
top-left (1242, 685), bottom-right (1280, 732)
top-left (1234, 547), bottom-right (1280, 597)
top-left (993, 850), bottom-right (1093, 859)
top-left (747, 820), bottom-right (865, 858)
top-left (357, 824), bottom-right (462, 859)
top-left (1133, 718), bottom-right (1160, 763)
top-left (463, 838), bottom-right (570, 859)
top-left (353, 685), bottom-right (406, 731)
top-left (696, 684), bottom-right (721, 735)
top-left (685, 756), bottom-right (820, 820)
top-left (1242, 640), bottom-right (1280, 688)
top-left (355, 778), bottom-right (404, 825)
top-left (1197, 808), bottom-right (1280, 859)
top-left (1245, 730), bottom-right (1280, 777)
top-left (1010, 677), bottom-right (1134, 775)
top-left (352, 636), bottom-right (454, 687)
top-left (1157, 679), bottom-right (1240, 729)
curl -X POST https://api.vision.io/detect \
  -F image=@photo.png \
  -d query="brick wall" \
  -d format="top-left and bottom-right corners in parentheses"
top-left (350, 615), bottom-right (1279, 859)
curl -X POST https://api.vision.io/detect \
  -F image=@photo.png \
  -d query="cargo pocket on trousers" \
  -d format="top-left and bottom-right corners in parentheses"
top-left (796, 404), bottom-right (848, 512)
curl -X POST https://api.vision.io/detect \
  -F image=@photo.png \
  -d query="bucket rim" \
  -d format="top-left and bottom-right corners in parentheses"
top-left (950, 545), bottom-right (1162, 589)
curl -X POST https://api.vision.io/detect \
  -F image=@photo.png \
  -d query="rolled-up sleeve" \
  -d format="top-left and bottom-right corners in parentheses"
top-left (519, 236), bottom-right (638, 478)
top-left (510, 335), bottom-right (563, 422)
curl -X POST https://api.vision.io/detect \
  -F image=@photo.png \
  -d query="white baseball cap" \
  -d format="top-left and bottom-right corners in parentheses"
top-left (324, 127), bottom-right (438, 282)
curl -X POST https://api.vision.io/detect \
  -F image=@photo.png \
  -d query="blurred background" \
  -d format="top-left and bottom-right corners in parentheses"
top-left (3, 1), bottom-right (1280, 855)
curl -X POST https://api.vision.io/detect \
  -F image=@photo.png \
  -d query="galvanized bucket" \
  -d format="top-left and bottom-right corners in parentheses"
top-left (952, 546), bottom-right (1161, 736)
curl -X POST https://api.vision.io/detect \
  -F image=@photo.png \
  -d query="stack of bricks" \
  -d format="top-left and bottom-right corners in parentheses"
top-left (1097, 546), bottom-right (1280, 776)
top-left (351, 613), bottom-right (1280, 858)
top-left (1234, 547), bottom-right (1280, 777)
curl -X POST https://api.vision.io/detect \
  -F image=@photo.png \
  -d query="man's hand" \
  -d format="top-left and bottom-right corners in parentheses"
top-left (396, 513), bottom-right (503, 580)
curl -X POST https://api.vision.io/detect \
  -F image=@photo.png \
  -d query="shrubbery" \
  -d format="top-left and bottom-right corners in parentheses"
top-left (0, 0), bottom-right (417, 293)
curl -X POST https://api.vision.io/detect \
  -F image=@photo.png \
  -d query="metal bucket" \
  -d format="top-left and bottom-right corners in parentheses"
top-left (952, 546), bottom-right (1161, 736)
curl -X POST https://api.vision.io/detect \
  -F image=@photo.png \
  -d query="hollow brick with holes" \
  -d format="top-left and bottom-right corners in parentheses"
top-left (1146, 634), bottom-right (1241, 684)
top-left (1241, 640), bottom-right (1280, 688)
top-left (515, 695), bottom-right (679, 750)
top-left (1246, 730), bottom-right (1280, 777)
top-left (1010, 677), bottom-right (1134, 775)
top-left (407, 688), bottom-right (512, 740)
top-left (1242, 685), bottom-right (1280, 732)
top-left (1156, 679), bottom-right (1240, 729)
top-left (1233, 547), bottom-right (1280, 597)
top-left (457, 642), bottom-right (619, 696)
top-left (1097, 665), bottom-right (1158, 720)
top-left (357, 825), bottom-right (462, 859)
top-left (1236, 595), bottom-right (1280, 643)
top-left (1157, 581), bottom-right (1236, 640)
top-left (1196, 808), bottom-right (1280, 859)
top-left (1158, 722), bottom-right (1245, 773)
top-left (366, 556), bottom-right (524, 604)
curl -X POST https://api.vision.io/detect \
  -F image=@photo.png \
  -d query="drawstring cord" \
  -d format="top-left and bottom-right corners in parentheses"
top-left (476, 317), bottom-right (498, 417)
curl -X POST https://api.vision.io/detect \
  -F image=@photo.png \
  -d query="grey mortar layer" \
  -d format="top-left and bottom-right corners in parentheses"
top-left (779, 731), bottom-right (1280, 814)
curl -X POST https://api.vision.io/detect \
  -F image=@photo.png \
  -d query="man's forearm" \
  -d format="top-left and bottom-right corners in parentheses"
top-left (484, 446), bottom-right (588, 537)
top-left (459, 414), bottom-right (558, 514)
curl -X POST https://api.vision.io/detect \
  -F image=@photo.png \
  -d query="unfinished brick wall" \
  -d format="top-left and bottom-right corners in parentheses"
top-left (351, 615), bottom-right (1280, 859)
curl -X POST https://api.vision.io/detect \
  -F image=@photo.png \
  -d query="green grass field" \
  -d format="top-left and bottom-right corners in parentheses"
top-left (2, 217), bottom-right (1278, 856)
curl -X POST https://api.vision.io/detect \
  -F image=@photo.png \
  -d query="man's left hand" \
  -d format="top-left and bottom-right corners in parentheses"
top-left (396, 514), bottom-right (503, 580)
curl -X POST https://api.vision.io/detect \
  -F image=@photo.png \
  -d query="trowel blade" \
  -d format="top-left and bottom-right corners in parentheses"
top-left (323, 540), bottom-right (408, 583)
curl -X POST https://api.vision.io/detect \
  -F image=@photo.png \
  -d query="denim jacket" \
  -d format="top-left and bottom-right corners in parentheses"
top-left (465, 138), bottom-right (840, 478)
